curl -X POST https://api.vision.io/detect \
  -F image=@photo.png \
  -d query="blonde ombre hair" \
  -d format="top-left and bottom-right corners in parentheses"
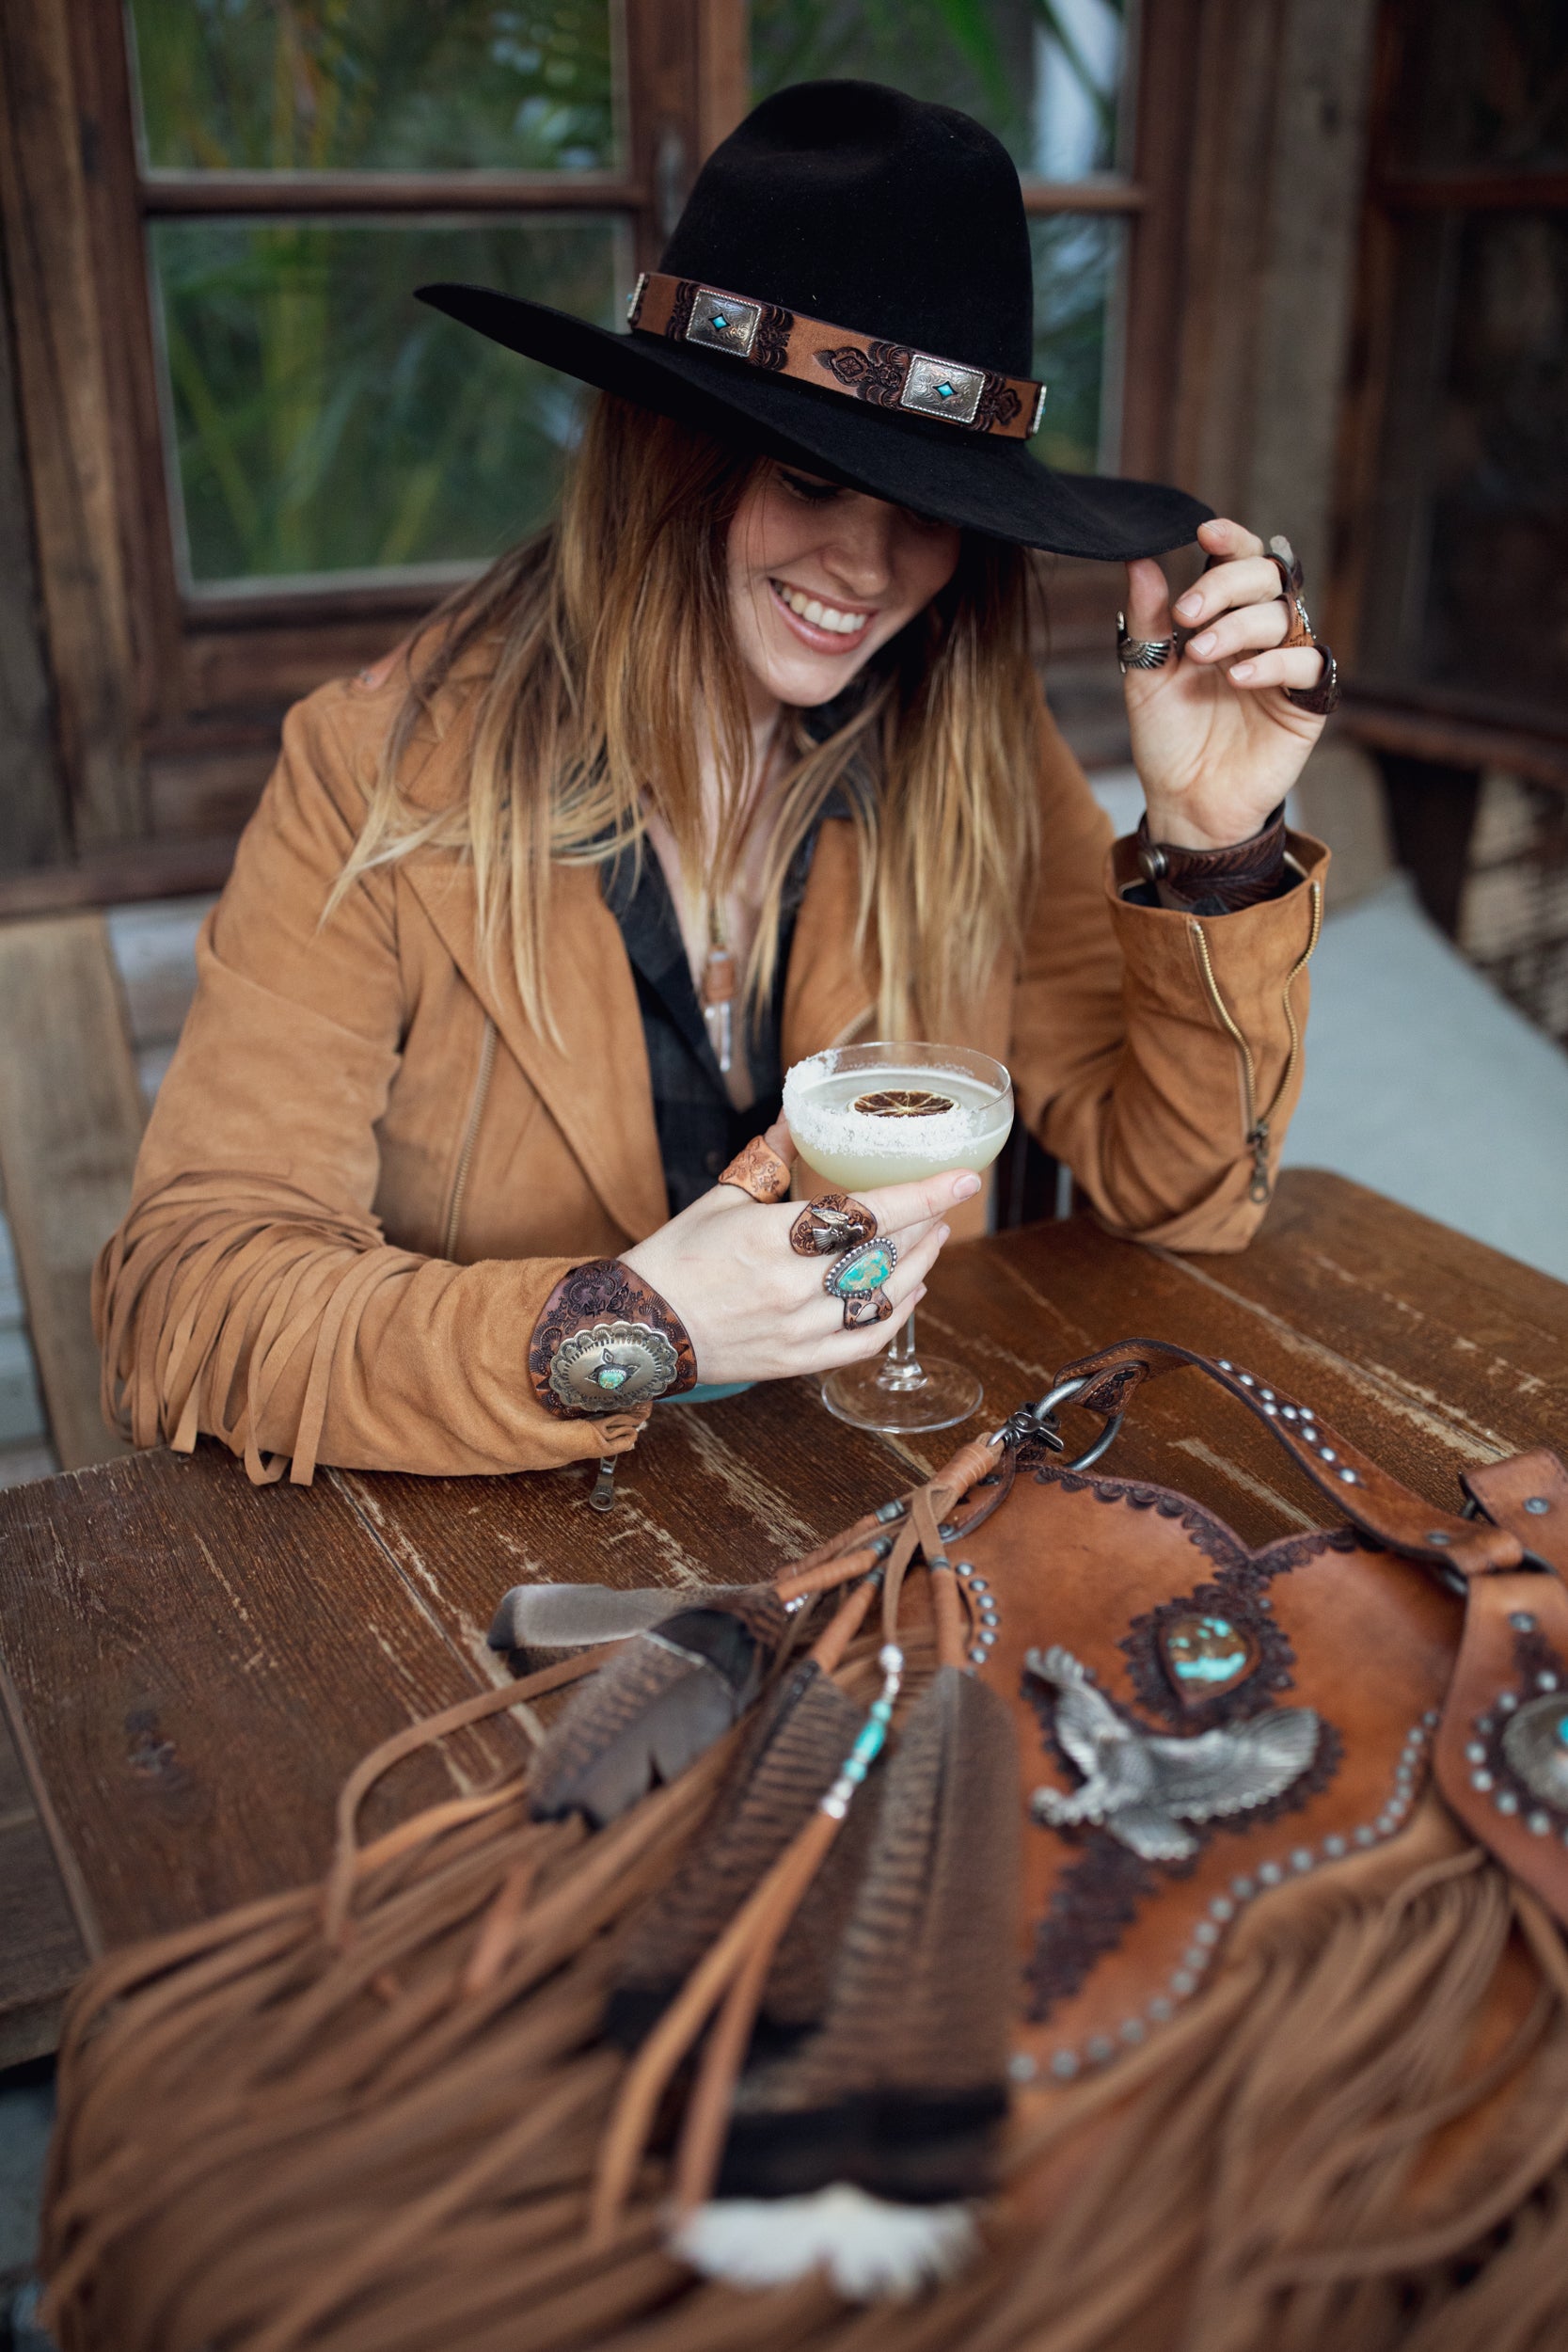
top-left (335, 395), bottom-right (1045, 1043)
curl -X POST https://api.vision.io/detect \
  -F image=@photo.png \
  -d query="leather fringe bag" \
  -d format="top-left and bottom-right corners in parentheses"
top-left (40, 1339), bottom-right (1568, 2352)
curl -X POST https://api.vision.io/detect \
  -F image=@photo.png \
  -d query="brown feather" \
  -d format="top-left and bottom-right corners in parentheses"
top-left (528, 1590), bottom-right (788, 1828)
top-left (609, 1661), bottom-right (879, 2048)
top-left (716, 1663), bottom-right (1021, 2203)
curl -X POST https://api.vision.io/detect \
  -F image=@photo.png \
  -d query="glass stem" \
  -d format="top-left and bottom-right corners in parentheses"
top-left (876, 1309), bottom-right (927, 1393)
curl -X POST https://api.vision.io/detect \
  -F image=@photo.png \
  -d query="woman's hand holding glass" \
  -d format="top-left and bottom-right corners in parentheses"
top-left (618, 1120), bottom-right (978, 1389)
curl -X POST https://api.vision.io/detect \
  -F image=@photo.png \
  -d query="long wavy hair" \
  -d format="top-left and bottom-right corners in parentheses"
top-left (333, 394), bottom-right (1046, 1044)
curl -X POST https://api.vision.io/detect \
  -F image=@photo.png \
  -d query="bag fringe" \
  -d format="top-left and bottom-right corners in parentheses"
top-left (41, 1446), bottom-right (1568, 2352)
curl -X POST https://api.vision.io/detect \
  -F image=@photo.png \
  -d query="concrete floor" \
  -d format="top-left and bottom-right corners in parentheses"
top-left (1284, 873), bottom-right (1568, 1281)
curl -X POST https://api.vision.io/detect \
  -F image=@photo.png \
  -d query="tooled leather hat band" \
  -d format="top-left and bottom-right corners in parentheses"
top-left (627, 270), bottom-right (1048, 443)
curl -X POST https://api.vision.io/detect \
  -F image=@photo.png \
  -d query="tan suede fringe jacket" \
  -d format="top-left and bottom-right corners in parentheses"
top-left (94, 660), bottom-right (1327, 1486)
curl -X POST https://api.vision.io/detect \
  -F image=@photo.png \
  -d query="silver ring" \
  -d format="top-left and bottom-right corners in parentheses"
top-left (1116, 612), bottom-right (1173, 674)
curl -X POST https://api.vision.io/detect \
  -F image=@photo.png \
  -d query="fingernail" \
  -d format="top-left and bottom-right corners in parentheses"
top-left (934, 1224), bottom-right (951, 1247)
top-left (915, 1284), bottom-right (927, 1303)
top-left (954, 1173), bottom-right (981, 1200)
top-left (1193, 629), bottom-right (1217, 655)
top-left (1174, 592), bottom-right (1202, 619)
top-left (1230, 660), bottom-right (1255, 681)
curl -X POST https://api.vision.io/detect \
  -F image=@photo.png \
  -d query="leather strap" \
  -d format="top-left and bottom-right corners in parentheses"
top-left (1051, 1338), bottom-right (1526, 1576)
top-left (628, 272), bottom-right (1045, 442)
top-left (1463, 1451), bottom-right (1568, 1579)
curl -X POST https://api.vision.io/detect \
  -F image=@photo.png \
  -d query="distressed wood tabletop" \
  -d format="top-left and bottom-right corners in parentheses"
top-left (2, 1169), bottom-right (1563, 1977)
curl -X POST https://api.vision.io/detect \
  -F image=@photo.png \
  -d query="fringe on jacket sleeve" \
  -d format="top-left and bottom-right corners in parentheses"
top-left (92, 683), bottom-right (643, 1485)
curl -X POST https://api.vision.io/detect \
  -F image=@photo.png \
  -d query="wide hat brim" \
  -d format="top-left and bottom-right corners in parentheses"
top-left (416, 282), bottom-right (1210, 563)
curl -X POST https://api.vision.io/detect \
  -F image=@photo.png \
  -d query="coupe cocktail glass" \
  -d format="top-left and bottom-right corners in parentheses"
top-left (782, 1041), bottom-right (1014, 1432)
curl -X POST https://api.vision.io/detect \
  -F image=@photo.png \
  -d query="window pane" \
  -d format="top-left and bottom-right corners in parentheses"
top-left (750, 0), bottom-right (1132, 178)
top-left (1030, 214), bottom-right (1122, 474)
top-left (1357, 210), bottom-right (1568, 723)
top-left (129, 0), bottom-right (617, 173)
top-left (1383, 0), bottom-right (1568, 175)
top-left (150, 217), bottom-right (625, 591)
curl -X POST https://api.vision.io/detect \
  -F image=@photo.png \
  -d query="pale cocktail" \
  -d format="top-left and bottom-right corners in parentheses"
top-left (783, 1042), bottom-right (1013, 1432)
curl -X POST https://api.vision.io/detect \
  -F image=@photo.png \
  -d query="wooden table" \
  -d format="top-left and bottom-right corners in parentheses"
top-left (3, 1169), bottom-right (1564, 2042)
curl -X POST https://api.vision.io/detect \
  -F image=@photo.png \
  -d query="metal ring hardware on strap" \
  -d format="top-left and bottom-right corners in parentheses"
top-left (991, 1375), bottom-right (1126, 1472)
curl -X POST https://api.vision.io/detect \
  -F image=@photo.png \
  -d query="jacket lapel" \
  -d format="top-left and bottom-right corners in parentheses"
top-left (403, 852), bottom-right (668, 1246)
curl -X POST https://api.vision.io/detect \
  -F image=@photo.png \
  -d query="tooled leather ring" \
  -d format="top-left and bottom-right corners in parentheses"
top-left (718, 1135), bottom-right (793, 1204)
top-left (789, 1192), bottom-right (878, 1257)
top-left (823, 1235), bottom-right (898, 1330)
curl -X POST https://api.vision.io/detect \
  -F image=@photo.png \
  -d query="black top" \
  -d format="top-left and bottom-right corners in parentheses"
top-left (602, 826), bottom-right (820, 1216)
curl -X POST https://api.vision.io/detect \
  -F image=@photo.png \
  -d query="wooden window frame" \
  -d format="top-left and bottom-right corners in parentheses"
top-left (1330, 7), bottom-right (1568, 787)
top-left (0, 0), bottom-right (1202, 911)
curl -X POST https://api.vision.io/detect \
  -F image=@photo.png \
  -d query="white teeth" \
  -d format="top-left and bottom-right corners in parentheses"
top-left (774, 581), bottom-right (869, 635)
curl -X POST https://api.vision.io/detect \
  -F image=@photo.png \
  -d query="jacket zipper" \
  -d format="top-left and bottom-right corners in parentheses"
top-left (1188, 879), bottom-right (1323, 1205)
top-left (443, 1014), bottom-right (497, 1259)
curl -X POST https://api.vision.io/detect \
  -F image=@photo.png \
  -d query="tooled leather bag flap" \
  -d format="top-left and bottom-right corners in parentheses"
top-left (954, 1343), bottom-right (1568, 2090)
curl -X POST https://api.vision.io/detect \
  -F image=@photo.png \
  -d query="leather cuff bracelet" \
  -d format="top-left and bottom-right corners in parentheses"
top-left (1135, 803), bottom-right (1289, 915)
top-left (528, 1261), bottom-right (699, 1419)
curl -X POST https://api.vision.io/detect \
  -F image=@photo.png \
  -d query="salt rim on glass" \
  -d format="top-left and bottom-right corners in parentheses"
top-left (782, 1049), bottom-right (1001, 1171)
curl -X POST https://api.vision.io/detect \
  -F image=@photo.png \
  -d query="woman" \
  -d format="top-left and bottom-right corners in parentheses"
top-left (97, 81), bottom-right (1332, 1486)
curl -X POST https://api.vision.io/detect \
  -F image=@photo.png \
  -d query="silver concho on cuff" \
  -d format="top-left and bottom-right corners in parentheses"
top-left (547, 1320), bottom-right (681, 1413)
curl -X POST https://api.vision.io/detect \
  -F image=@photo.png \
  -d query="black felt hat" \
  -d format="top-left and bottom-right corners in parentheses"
top-left (417, 80), bottom-right (1209, 560)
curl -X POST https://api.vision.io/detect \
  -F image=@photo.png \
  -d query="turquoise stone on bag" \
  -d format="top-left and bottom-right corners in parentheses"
top-left (594, 1363), bottom-right (631, 1391)
top-left (832, 1243), bottom-right (895, 1294)
top-left (1159, 1611), bottom-right (1259, 1708)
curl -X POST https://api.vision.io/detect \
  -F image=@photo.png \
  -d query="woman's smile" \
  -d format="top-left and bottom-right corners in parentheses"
top-left (726, 464), bottom-right (961, 715)
top-left (768, 576), bottom-right (876, 649)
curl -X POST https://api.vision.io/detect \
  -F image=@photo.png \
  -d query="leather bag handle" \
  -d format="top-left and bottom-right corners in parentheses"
top-left (1047, 1338), bottom-right (1528, 1578)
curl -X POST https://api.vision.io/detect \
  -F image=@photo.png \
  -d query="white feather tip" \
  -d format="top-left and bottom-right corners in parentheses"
top-left (671, 2184), bottom-right (980, 2300)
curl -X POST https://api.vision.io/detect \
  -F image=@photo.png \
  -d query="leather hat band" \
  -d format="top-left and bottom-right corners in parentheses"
top-left (627, 271), bottom-right (1047, 442)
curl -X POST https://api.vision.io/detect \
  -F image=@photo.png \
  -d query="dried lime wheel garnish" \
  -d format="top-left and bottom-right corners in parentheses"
top-left (852, 1089), bottom-right (956, 1118)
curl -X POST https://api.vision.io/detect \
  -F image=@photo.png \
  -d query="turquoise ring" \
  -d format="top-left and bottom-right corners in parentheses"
top-left (823, 1235), bottom-right (898, 1329)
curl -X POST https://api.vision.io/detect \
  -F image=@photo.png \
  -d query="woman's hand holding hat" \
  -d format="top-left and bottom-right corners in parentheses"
top-left (1121, 515), bottom-right (1332, 852)
top-left (618, 1120), bottom-right (980, 1388)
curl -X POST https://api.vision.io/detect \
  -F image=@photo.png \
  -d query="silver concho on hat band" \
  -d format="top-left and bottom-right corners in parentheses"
top-left (901, 354), bottom-right (985, 425)
top-left (547, 1321), bottom-right (682, 1413)
top-left (684, 290), bottom-right (764, 360)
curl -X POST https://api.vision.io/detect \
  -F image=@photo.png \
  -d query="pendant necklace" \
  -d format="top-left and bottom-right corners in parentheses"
top-left (702, 904), bottom-right (736, 1076)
